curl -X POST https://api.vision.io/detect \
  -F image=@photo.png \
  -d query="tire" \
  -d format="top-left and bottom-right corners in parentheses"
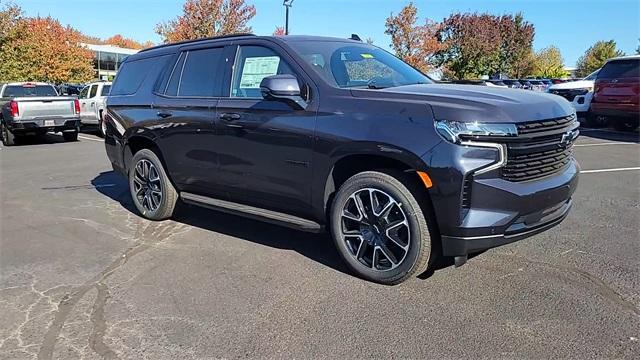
top-left (129, 148), bottom-right (178, 220)
top-left (330, 170), bottom-right (436, 285)
top-left (63, 131), bottom-right (78, 142)
top-left (584, 111), bottom-right (607, 128)
top-left (1, 122), bottom-right (16, 146)
top-left (98, 111), bottom-right (106, 138)
top-left (612, 117), bottom-right (639, 132)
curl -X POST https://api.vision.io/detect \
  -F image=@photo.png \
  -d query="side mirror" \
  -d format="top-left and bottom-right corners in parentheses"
top-left (260, 74), bottom-right (307, 110)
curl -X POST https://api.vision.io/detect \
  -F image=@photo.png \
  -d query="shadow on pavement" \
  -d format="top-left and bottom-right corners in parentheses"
top-left (91, 171), bottom-right (351, 278)
top-left (579, 125), bottom-right (640, 143)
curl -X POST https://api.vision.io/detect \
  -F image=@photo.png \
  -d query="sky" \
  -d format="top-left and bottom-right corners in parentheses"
top-left (17, 0), bottom-right (640, 67)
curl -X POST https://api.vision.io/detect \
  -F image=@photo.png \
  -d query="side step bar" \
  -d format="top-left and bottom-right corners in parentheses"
top-left (180, 192), bottom-right (323, 233)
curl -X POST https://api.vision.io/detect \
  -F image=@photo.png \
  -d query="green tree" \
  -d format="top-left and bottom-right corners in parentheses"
top-left (155, 0), bottom-right (256, 43)
top-left (532, 46), bottom-right (568, 78)
top-left (434, 12), bottom-right (534, 79)
top-left (575, 40), bottom-right (624, 77)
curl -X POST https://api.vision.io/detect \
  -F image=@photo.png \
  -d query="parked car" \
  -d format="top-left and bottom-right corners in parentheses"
top-left (547, 69), bottom-right (600, 126)
top-left (0, 82), bottom-right (81, 146)
top-left (591, 55), bottom-right (640, 131)
top-left (78, 81), bottom-right (111, 137)
top-left (104, 34), bottom-right (579, 284)
top-left (518, 79), bottom-right (533, 90)
top-left (58, 83), bottom-right (84, 96)
top-left (502, 79), bottom-right (523, 89)
top-left (528, 80), bottom-right (546, 92)
top-left (486, 80), bottom-right (508, 88)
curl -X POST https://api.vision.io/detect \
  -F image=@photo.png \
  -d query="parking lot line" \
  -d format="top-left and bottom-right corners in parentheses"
top-left (581, 167), bottom-right (640, 174)
top-left (574, 142), bottom-right (638, 147)
top-left (78, 135), bottom-right (103, 142)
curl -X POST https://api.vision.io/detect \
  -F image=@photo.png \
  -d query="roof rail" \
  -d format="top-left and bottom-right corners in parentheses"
top-left (139, 33), bottom-right (255, 53)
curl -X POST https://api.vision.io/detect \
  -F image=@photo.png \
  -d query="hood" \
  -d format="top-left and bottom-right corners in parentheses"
top-left (351, 84), bottom-right (574, 123)
top-left (548, 80), bottom-right (594, 90)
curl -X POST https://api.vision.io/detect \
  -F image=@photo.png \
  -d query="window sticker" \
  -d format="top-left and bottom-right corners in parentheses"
top-left (239, 56), bottom-right (281, 88)
top-left (360, 53), bottom-right (374, 59)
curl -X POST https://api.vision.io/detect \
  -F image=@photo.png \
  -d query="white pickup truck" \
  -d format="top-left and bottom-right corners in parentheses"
top-left (0, 82), bottom-right (81, 146)
top-left (78, 81), bottom-right (111, 137)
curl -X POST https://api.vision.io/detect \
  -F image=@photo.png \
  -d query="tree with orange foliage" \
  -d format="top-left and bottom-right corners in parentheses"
top-left (384, 2), bottom-right (443, 73)
top-left (273, 26), bottom-right (285, 36)
top-left (155, 0), bottom-right (256, 43)
top-left (103, 34), bottom-right (153, 49)
top-left (0, 15), bottom-right (94, 83)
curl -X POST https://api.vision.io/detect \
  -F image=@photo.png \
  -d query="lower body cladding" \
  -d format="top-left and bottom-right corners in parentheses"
top-left (5, 118), bottom-right (80, 135)
top-left (424, 140), bottom-right (579, 260)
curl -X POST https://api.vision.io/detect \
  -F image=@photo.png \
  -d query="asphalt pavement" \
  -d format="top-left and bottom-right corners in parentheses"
top-left (1, 127), bottom-right (639, 359)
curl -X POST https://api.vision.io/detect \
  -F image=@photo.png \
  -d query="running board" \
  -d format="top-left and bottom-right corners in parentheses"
top-left (180, 192), bottom-right (323, 233)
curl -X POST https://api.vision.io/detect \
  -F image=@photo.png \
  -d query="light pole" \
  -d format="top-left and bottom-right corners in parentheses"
top-left (283, 0), bottom-right (294, 35)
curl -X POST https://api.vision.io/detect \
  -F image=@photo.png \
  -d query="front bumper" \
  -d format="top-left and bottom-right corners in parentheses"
top-left (6, 118), bottom-right (80, 134)
top-left (424, 141), bottom-right (579, 256)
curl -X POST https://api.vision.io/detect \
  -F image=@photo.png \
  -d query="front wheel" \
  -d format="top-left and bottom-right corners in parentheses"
top-left (129, 149), bottom-right (178, 220)
top-left (330, 171), bottom-right (435, 285)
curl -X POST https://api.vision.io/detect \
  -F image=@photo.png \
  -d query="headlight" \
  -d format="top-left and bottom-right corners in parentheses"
top-left (435, 120), bottom-right (518, 144)
top-left (574, 88), bottom-right (592, 95)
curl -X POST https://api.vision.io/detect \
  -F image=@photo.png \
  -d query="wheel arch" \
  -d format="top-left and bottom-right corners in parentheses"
top-left (321, 147), bottom-right (437, 229)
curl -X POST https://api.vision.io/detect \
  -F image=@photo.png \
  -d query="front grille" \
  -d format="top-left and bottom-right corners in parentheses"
top-left (550, 89), bottom-right (578, 102)
top-left (502, 145), bottom-right (573, 182)
top-left (501, 114), bottom-right (577, 182)
top-left (516, 113), bottom-right (576, 135)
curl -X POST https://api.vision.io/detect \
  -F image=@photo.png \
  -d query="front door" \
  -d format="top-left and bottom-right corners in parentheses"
top-left (215, 44), bottom-right (317, 215)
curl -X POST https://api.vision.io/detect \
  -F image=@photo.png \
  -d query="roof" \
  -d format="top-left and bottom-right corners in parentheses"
top-left (81, 43), bottom-right (140, 55)
top-left (137, 34), bottom-right (364, 56)
top-left (607, 55), bottom-right (640, 62)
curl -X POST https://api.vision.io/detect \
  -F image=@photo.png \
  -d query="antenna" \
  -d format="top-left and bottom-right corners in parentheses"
top-left (350, 34), bottom-right (362, 42)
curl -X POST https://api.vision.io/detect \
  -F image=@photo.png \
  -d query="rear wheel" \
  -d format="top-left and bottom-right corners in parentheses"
top-left (63, 130), bottom-right (78, 142)
top-left (1, 123), bottom-right (16, 146)
top-left (129, 149), bottom-right (177, 220)
top-left (612, 117), bottom-right (639, 132)
top-left (330, 170), bottom-right (435, 285)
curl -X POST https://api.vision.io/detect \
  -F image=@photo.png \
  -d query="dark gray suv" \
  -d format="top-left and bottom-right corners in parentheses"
top-left (104, 34), bottom-right (579, 284)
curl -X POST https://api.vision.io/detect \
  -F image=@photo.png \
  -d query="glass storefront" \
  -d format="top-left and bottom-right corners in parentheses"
top-left (83, 43), bottom-right (139, 81)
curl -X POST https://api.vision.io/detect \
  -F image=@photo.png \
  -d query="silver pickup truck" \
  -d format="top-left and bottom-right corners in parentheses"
top-left (0, 82), bottom-right (81, 146)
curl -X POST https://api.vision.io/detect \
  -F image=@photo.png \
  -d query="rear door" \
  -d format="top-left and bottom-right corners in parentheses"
top-left (153, 45), bottom-right (225, 196)
top-left (594, 59), bottom-right (640, 109)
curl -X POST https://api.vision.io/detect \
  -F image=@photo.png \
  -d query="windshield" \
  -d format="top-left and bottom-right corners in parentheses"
top-left (287, 41), bottom-right (433, 89)
top-left (3, 85), bottom-right (58, 97)
top-left (584, 69), bottom-right (599, 81)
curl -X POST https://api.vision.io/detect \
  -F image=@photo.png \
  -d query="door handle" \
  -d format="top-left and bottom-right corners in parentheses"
top-left (90, 102), bottom-right (95, 107)
top-left (219, 112), bottom-right (241, 121)
top-left (157, 111), bottom-right (173, 118)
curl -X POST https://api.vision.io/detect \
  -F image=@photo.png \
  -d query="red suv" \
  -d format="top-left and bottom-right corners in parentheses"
top-left (591, 56), bottom-right (640, 131)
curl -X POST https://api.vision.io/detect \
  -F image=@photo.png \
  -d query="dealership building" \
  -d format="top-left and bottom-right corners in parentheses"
top-left (82, 43), bottom-right (139, 81)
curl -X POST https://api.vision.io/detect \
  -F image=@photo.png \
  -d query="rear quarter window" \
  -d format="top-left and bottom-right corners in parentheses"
top-left (598, 59), bottom-right (640, 79)
top-left (110, 56), bottom-right (168, 96)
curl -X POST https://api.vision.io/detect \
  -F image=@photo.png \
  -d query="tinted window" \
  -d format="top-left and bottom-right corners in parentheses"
top-left (598, 59), bottom-right (640, 79)
top-left (89, 85), bottom-right (98, 98)
top-left (177, 48), bottom-right (223, 97)
top-left (165, 53), bottom-right (185, 96)
top-left (288, 41), bottom-right (432, 88)
top-left (231, 46), bottom-right (295, 98)
top-left (101, 85), bottom-right (111, 96)
top-left (110, 57), bottom-right (157, 96)
top-left (79, 86), bottom-right (89, 99)
top-left (3, 85), bottom-right (58, 97)
top-left (584, 70), bottom-right (599, 81)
